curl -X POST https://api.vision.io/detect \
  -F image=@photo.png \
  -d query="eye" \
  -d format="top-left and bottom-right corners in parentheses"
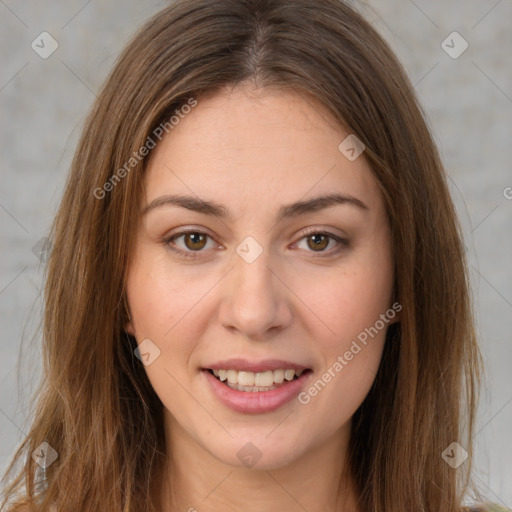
top-left (163, 229), bottom-right (219, 258)
top-left (295, 229), bottom-right (349, 255)
top-left (163, 228), bottom-right (349, 259)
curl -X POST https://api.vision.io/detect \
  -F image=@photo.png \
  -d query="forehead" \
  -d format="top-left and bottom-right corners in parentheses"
top-left (143, 85), bottom-right (383, 216)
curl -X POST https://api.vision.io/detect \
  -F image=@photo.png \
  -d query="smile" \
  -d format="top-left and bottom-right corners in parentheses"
top-left (207, 368), bottom-right (306, 392)
top-left (202, 367), bottom-right (313, 414)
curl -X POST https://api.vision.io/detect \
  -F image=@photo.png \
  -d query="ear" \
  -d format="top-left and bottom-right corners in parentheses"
top-left (123, 296), bottom-right (135, 336)
top-left (388, 313), bottom-right (400, 325)
top-left (387, 301), bottom-right (402, 325)
top-left (125, 320), bottom-right (135, 336)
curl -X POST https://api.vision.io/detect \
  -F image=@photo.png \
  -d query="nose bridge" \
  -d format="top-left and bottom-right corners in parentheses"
top-left (219, 237), bottom-right (292, 337)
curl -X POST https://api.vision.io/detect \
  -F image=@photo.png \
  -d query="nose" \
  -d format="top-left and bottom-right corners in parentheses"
top-left (218, 245), bottom-right (294, 340)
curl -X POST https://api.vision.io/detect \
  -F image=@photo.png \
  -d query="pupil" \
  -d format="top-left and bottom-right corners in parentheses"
top-left (309, 234), bottom-right (328, 251)
top-left (186, 233), bottom-right (206, 250)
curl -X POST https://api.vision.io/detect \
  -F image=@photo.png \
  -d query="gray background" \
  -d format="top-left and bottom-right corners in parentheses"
top-left (1, 0), bottom-right (511, 507)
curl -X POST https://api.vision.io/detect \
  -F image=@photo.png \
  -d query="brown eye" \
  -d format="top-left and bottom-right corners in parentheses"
top-left (295, 230), bottom-right (349, 256)
top-left (183, 232), bottom-right (207, 251)
top-left (163, 230), bottom-right (217, 258)
top-left (307, 233), bottom-right (329, 251)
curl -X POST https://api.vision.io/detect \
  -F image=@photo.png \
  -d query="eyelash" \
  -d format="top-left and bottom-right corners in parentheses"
top-left (162, 227), bottom-right (350, 259)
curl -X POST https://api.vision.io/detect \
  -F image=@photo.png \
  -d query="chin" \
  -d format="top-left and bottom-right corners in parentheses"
top-left (205, 433), bottom-right (305, 470)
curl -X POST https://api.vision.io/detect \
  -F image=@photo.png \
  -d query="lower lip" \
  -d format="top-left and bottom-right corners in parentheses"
top-left (202, 369), bottom-right (312, 414)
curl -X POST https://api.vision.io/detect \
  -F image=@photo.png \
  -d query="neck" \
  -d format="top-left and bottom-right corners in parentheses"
top-left (159, 417), bottom-right (360, 512)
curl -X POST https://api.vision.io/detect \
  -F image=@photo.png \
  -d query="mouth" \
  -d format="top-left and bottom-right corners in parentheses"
top-left (204, 367), bottom-right (313, 393)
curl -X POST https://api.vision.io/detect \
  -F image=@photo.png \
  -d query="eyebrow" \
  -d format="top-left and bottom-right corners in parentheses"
top-left (142, 192), bottom-right (369, 221)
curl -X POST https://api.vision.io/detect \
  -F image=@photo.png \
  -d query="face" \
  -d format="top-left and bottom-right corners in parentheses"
top-left (125, 85), bottom-right (397, 471)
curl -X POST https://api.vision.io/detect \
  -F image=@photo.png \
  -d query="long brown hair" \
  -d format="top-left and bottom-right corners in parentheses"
top-left (1, 0), bottom-right (483, 510)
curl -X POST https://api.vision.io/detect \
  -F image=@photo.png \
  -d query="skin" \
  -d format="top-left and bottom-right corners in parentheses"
top-left (125, 84), bottom-right (398, 512)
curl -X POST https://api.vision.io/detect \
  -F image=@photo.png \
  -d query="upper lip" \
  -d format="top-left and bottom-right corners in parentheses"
top-left (204, 358), bottom-right (311, 373)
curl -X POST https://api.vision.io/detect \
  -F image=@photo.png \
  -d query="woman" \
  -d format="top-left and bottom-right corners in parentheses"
top-left (1, 0), bottom-right (507, 510)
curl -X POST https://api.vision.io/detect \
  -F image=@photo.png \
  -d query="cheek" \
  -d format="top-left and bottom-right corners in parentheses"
top-left (299, 248), bottom-right (394, 348)
top-left (125, 255), bottom-right (223, 380)
top-left (126, 253), bottom-right (203, 337)
top-left (295, 240), bottom-right (393, 421)
top-left (297, 267), bottom-right (392, 430)
top-left (124, 258), bottom-right (209, 411)
top-left (303, 275), bottom-right (390, 398)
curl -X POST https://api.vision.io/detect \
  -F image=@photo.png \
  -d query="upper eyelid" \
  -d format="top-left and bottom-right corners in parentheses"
top-left (165, 224), bottom-right (347, 239)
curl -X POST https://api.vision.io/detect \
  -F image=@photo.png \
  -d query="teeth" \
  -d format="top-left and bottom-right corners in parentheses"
top-left (273, 369), bottom-right (284, 383)
top-left (255, 371), bottom-right (273, 387)
top-left (284, 369), bottom-right (295, 381)
top-left (210, 368), bottom-right (305, 387)
top-left (227, 369), bottom-right (238, 384)
top-left (239, 371), bottom-right (255, 386)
